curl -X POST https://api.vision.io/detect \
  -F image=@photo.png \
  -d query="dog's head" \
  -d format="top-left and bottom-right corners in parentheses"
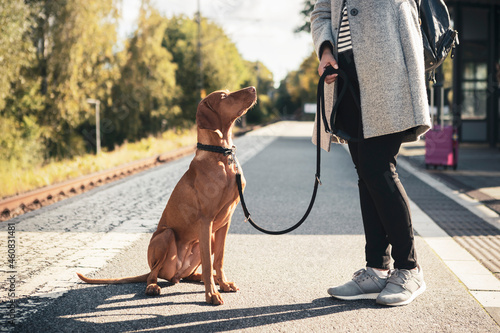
top-left (196, 86), bottom-right (257, 139)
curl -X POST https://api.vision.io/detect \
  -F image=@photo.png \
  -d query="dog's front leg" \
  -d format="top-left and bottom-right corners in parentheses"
top-left (199, 219), bottom-right (223, 305)
top-left (213, 221), bottom-right (238, 292)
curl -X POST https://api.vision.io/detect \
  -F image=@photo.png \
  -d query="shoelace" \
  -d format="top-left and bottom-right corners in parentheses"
top-left (352, 269), bottom-right (366, 279)
top-left (352, 268), bottom-right (387, 290)
top-left (387, 269), bottom-right (412, 286)
top-left (352, 268), bottom-right (377, 283)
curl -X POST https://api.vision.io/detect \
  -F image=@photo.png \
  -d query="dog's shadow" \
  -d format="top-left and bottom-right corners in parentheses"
top-left (14, 282), bottom-right (379, 332)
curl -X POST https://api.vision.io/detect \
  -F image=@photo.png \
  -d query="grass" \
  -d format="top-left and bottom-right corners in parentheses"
top-left (0, 127), bottom-right (197, 199)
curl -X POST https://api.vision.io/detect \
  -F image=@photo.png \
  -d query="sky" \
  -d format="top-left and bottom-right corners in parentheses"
top-left (119, 0), bottom-right (315, 85)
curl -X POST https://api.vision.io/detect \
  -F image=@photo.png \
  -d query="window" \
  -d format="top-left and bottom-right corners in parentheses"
top-left (460, 6), bottom-right (489, 120)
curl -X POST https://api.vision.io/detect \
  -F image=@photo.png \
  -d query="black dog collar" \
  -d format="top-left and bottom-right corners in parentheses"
top-left (196, 143), bottom-right (235, 156)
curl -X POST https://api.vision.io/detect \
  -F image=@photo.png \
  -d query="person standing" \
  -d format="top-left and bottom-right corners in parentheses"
top-left (311, 0), bottom-right (431, 306)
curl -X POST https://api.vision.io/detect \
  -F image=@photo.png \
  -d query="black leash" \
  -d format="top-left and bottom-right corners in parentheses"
top-left (234, 65), bottom-right (359, 235)
top-left (194, 66), bottom-right (359, 235)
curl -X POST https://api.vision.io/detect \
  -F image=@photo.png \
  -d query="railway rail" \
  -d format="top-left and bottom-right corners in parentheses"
top-left (0, 145), bottom-right (196, 222)
top-left (0, 124), bottom-right (263, 222)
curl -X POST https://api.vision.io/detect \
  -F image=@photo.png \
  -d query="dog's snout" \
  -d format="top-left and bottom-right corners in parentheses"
top-left (249, 86), bottom-right (256, 93)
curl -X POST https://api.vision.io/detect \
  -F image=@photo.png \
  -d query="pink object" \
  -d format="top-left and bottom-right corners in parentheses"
top-left (424, 125), bottom-right (458, 169)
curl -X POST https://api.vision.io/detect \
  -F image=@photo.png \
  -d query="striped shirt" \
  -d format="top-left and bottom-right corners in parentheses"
top-left (338, 1), bottom-right (353, 53)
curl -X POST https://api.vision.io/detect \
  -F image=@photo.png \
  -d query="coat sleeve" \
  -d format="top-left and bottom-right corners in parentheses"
top-left (311, 0), bottom-right (334, 58)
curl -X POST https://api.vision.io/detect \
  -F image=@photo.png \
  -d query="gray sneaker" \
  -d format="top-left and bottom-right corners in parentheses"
top-left (328, 268), bottom-right (388, 300)
top-left (376, 265), bottom-right (426, 306)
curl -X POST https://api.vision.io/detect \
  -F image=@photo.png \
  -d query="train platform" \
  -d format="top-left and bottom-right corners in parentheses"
top-left (2, 121), bottom-right (500, 332)
top-left (399, 139), bottom-right (500, 324)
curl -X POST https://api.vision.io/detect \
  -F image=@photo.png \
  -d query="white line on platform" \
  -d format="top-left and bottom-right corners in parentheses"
top-left (398, 151), bottom-right (500, 309)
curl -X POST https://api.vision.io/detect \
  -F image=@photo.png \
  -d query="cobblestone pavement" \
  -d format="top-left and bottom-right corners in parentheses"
top-left (0, 123), bottom-right (286, 328)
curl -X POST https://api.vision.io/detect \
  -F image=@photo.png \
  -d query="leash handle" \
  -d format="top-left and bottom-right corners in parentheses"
top-left (320, 65), bottom-right (361, 143)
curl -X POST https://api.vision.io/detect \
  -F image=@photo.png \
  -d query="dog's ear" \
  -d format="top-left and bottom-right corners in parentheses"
top-left (197, 100), bottom-right (222, 137)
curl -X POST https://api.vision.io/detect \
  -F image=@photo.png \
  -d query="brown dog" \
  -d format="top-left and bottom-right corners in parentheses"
top-left (77, 86), bottom-right (257, 305)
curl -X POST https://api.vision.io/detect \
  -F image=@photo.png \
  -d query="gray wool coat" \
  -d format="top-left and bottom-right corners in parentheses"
top-left (311, 0), bottom-right (431, 151)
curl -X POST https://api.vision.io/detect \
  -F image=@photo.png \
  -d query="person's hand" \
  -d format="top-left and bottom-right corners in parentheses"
top-left (318, 48), bottom-right (338, 84)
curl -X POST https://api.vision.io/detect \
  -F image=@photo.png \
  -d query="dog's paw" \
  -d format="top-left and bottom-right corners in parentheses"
top-left (145, 283), bottom-right (161, 296)
top-left (206, 291), bottom-right (224, 305)
top-left (219, 281), bottom-right (238, 292)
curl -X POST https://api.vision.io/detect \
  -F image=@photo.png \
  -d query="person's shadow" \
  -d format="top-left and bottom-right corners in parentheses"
top-left (13, 281), bottom-right (379, 333)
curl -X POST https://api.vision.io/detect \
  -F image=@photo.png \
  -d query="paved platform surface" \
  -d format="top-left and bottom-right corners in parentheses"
top-left (400, 141), bottom-right (500, 216)
top-left (400, 141), bottom-right (500, 281)
top-left (1, 121), bottom-right (499, 332)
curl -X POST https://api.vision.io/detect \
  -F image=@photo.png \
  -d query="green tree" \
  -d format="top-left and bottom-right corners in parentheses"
top-left (0, 0), bottom-right (35, 111)
top-left (0, 115), bottom-right (44, 170)
top-left (0, 0), bottom-right (278, 173)
top-left (242, 61), bottom-right (277, 124)
top-left (276, 0), bottom-right (317, 119)
top-left (287, 52), bottom-right (319, 105)
top-left (275, 52), bottom-right (319, 119)
top-left (295, 0), bottom-right (316, 34)
top-left (200, 19), bottom-right (251, 95)
top-left (274, 78), bottom-right (297, 118)
top-left (162, 15), bottom-right (200, 126)
top-left (0, 0), bottom-right (46, 167)
top-left (107, 0), bottom-right (179, 147)
top-left (163, 15), bottom-right (252, 123)
top-left (29, 0), bottom-right (120, 157)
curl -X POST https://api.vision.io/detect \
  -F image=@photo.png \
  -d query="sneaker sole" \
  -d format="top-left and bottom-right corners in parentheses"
top-left (376, 281), bottom-right (427, 306)
top-left (329, 292), bottom-right (380, 300)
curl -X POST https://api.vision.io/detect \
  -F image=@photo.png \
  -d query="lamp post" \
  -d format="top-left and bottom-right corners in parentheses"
top-left (86, 98), bottom-right (101, 154)
top-left (197, 0), bottom-right (204, 100)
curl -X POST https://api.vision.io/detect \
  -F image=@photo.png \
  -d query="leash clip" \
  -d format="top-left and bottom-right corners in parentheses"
top-left (227, 146), bottom-right (237, 166)
top-left (232, 152), bottom-right (240, 172)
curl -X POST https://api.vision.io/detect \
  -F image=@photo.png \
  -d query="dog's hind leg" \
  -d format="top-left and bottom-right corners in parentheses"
top-left (146, 228), bottom-right (177, 296)
top-left (172, 242), bottom-right (201, 283)
top-left (183, 271), bottom-right (202, 282)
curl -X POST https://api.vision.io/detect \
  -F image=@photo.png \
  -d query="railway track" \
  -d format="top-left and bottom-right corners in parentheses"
top-left (0, 123), bottom-right (263, 222)
top-left (0, 145), bottom-right (196, 222)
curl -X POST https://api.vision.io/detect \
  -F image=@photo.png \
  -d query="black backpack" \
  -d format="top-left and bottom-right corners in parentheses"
top-left (416, 0), bottom-right (459, 79)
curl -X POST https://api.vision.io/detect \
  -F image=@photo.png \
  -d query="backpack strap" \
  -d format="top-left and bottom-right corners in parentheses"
top-left (414, 0), bottom-right (422, 24)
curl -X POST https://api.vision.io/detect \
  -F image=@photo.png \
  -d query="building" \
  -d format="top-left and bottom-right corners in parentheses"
top-left (444, 0), bottom-right (500, 147)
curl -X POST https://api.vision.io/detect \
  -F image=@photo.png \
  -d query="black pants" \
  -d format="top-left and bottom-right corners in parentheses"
top-left (336, 50), bottom-right (417, 270)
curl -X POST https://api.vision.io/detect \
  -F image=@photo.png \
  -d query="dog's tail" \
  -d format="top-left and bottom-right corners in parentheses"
top-left (76, 272), bottom-right (149, 284)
